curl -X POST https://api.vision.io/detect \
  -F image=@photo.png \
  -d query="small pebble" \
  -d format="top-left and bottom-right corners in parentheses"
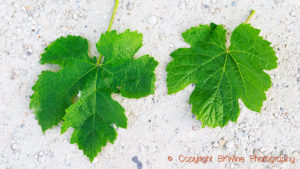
top-left (126, 2), bottom-right (134, 11)
top-left (192, 125), bottom-right (199, 131)
top-left (209, 7), bottom-right (215, 14)
top-left (132, 156), bottom-right (143, 169)
top-left (37, 151), bottom-right (46, 163)
top-left (218, 138), bottom-right (227, 147)
top-left (253, 149), bottom-right (263, 157)
top-left (92, 157), bottom-right (98, 163)
top-left (25, 5), bottom-right (32, 11)
top-left (11, 143), bottom-right (17, 151)
top-left (253, 140), bottom-right (263, 149)
top-left (147, 16), bottom-right (157, 25)
top-left (282, 83), bottom-right (289, 88)
top-left (48, 152), bottom-right (54, 159)
top-left (225, 141), bottom-right (235, 151)
top-left (178, 1), bottom-right (186, 9)
top-left (211, 141), bottom-right (218, 147)
top-left (231, 1), bottom-right (236, 7)
top-left (26, 51), bottom-right (32, 56)
top-left (236, 130), bottom-right (247, 139)
top-left (289, 11), bottom-right (296, 17)
top-left (73, 14), bottom-right (78, 20)
top-left (280, 149), bottom-right (287, 156)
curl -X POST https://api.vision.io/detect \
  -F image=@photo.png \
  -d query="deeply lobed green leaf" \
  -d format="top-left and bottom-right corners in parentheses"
top-left (30, 30), bottom-right (158, 161)
top-left (167, 23), bottom-right (277, 127)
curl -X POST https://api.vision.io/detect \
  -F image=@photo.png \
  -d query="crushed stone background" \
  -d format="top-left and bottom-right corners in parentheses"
top-left (0, 0), bottom-right (299, 168)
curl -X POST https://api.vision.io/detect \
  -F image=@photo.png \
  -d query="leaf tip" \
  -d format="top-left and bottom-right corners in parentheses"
top-left (210, 22), bottom-right (217, 30)
top-left (88, 155), bottom-right (96, 162)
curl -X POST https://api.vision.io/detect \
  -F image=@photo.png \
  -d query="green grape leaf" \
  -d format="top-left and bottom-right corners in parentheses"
top-left (166, 23), bottom-right (277, 127)
top-left (30, 30), bottom-right (158, 161)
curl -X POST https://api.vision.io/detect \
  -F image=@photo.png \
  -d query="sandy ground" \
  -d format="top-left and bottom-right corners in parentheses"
top-left (0, 0), bottom-right (299, 169)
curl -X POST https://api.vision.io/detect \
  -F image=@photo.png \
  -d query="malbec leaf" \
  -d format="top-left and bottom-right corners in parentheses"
top-left (30, 30), bottom-right (158, 161)
top-left (166, 23), bottom-right (277, 127)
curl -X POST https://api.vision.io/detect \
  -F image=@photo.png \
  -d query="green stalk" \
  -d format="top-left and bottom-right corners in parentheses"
top-left (107, 0), bottom-right (119, 32)
top-left (97, 54), bottom-right (103, 65)
top-left (245, 10), bottom-right (255, 24)
top-left (97, 0), bottom-right (119, 64)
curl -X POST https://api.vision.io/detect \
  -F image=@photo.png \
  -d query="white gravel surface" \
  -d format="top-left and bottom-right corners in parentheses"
top-left (0, 0), bottom-right (299, 169)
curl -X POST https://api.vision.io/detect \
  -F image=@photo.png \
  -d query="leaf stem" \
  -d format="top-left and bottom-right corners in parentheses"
top-left (245, 10), bottom-right (255, 24)
top-left (107, 0), bottom-right (119, 32)
top-left (97, 54), bottom-right (103, 64)
top-left (97, 0), bottom-right (119, 65)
